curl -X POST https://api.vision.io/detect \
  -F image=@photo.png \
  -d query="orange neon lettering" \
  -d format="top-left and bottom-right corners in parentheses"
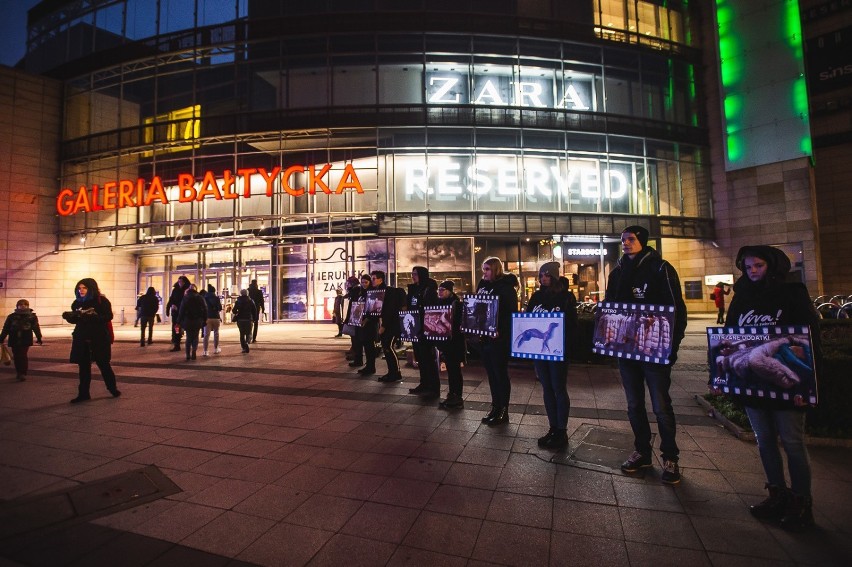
top-left (308, 164), bottom-right (332, 195)
top-left (222, 170), bottom-right (237, 198)
top-left (237, 168), bottom-right (257, 197)
top-left (118, 180), bottom-right (136, 208)
top-left (74, 186), bottom-right (92, 213)
top-left (257, 167), bottom-right (280, 197)
top-left (336, 164), bottom-right (364, 194)
top-left (137, 178), bottom-right (145, 207)
top-left (103, 181), bottom-right (117, 210)
top-left (196, 171), bottom-right (222, 200)
top-left (56, 188), bottom-right (75, 216)
top-left (282, 165), bottom-right (305, 196)
top-left (178, 173), bottom-right (197, 202)
top-left (145, 176), bottom-right (169, 206)
top-left (91, 185), bottom-right (105, 212)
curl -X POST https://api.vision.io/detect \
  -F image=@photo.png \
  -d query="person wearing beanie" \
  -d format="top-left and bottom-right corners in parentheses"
top-left (605, 225), bottom-right (687, 484)
top-left (407, 266), bottom-right (440, 396)
top-left (712, 244), bottom-right (820, 531)
top-left (203, 284), bottom-right (223, 355)
top-left (477, 257), bottom-right (519, 426)
top-left (368, 270), bottom-right (406, 382)
top-left (0, 299), bottom-right (43, 381)
top-left (526, 262), bottom-right (578, 450)
top-left (434, 280), bottom-right (466, 409)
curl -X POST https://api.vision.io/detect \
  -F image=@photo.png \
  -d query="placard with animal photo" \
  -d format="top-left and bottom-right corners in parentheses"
top-left (423, 305), bottom-right (453, 341)
top-left (708, 326), bottom-right (818, 406)
top-left (365, 289), bottom-right (385, 316)
top-left (398, 310), bottom-right (422, 342)
top-left (511, 312), bottom-right (565, 361)
top-left (460, 293), bottom-right (499, 337)
top-left (348, 301), bottom-right (366, 326)
top-left (592, 302), bottom-right (676, 364)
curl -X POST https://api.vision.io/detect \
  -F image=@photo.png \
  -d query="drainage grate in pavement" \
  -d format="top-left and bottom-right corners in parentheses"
top-left (0, 465), bottom-right (181, 541)
top-left (550, 423), bottom-right (655, 477)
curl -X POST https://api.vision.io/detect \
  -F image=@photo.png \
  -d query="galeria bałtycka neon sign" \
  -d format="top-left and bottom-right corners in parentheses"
top-left (55, 164), bottom-right (363, 216)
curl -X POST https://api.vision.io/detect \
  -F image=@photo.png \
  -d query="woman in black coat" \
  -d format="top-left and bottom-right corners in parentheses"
top-left (63, 278), bottom-right (120, 403)
top-left (434, 280), bottom-right (466, 409)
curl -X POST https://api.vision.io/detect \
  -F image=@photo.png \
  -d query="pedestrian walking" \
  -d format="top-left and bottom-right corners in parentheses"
top-left (332, 288), bottom-right (345, 337)
top-left (165, 276), bottom-right (190, 351)
top-left (0, 299), bottom-right (43, 381)
top-left (231, 289), bottom-right (257, 353)
top-left (203, 284), bottom-right (223, 355)
top-left (605, 225), bottom-right (686, 484)
top-left (526, 262), bottom-right (578, 449)
top-left (137, 286), bottom-right (160, 346)
top-left (248, 279), bottom-right (265, 343)
top-left (712, 282), bottom-right (731, 324)
top-left (715, 245), bottom-right (820, 530)
top-left (62, 278), bottom-right (121, 403)
top-left (178, 284), bottom-right (208, 360)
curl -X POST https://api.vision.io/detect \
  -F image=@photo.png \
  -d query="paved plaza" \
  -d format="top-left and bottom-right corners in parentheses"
top-left (0, 316), bottom-right (850, 566)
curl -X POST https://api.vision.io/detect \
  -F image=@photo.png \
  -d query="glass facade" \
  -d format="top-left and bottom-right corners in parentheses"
top-left (30, 0), bottom-right (711, 320)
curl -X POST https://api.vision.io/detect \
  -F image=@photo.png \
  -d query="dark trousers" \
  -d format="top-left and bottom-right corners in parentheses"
top-left (439, 344), bottom-right (464, 396)
top-left (534, 360), bottom-right (570, 430)
top-left (252, 318), bottom-right (261, 341)
top-left (170, 307), bottom-right (183, 347)
top-left (414, 341), bottom-right (440, 392)
top-left (361, 321), bottom-right (378, 370)
top-left (185, 326), bottom-right (202, 356)
top-left (380, 332), bottom-right (400, 376)
top-left (76, 350), bottom-right (117, 397)
top-left (618, 359), bottom-right (679, 462)
top-left (12, 345), bottom-right (29, 375)
top-left (716, 307), bottom-right (725, 325)
top-left (481, 338), bottom-right (511, 408)
top-left (237, 320), bottom-right (253, 350)
top-left (140, 316), bottom-right (154, 343)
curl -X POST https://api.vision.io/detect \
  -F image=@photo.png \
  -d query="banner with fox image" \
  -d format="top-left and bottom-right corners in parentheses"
top-left (707, 326), bottom-right (818, 406)
top-left (511, 312), bottom-right (565, 361)
top-left (592, 302), bottom-right (676, 364)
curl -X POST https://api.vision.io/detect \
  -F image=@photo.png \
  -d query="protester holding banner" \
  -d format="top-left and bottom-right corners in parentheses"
top-left (351, 274), bottom-right (376, 374)
top-left (605, 225), bottom-right (687, 484)
top-left (342, 276), bottom-right (363, 361)
top-left (434, 281), bottom-right (466, 409)
top-left (477, 257), bottom-right (519, 425)
top-left (717, 245), bottom-right (820, 531)
top-left (526, 262), bottom-right (578, 449)
top-left (407, 266), bottom-right (440, 397)
top-left (371, 270), bottom-right (406, 383)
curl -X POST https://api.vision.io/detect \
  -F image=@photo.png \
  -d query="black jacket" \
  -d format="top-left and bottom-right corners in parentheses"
top-left (476, 274), bottom-right (519, 341)
top-left (432, 291), bottom-right (465, 357)
top-left (166, 280), bottom-right (189, 314)
top-left (231, 295), bottom-right (257, 322)
top-left (605, 247), bottom-right (687, 362)
top-left (0, 309), bottom-right (42, 348)
top-left (178, 290), bottom-right (208, 330)
top-left (526, 278), bottom-right (578, 358)
top-left (248, 284), bottom-right (265, 316)
top-left (137, 290), bottom-right (160, 318)
top-left (66, 278), bottom-right (113, 364)
top-left (373, 283), bottom-right (405, 336)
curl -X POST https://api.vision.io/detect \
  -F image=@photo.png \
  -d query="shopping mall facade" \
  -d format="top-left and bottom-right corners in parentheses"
top-left (4, 0), bottom-right (843, 323)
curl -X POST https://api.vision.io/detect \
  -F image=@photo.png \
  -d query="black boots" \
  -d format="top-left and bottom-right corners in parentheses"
top-left (439, 393), bottom-right (464, 409)
top-left (537, 429), bottom-right (568, 450)
top-left (750, 484), bottom-right (790, 521)
top-left (482, 406), bottom-right (509, 426)
top-left (780, 493), bottom-right (815, 531)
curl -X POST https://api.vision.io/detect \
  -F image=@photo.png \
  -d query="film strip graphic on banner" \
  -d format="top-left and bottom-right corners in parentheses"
top-left (708, 325), bottom-right (818, 406)
top-left (592, 302), bottom-right (676, 364)
top-left (511, 312), bottom-right (565, 361)
top-left (423, 305), bottom-right (453, 341)
top-left (365, 289), bottom-right (385, 317)
top-left (460, 293), bottom-right (499, 337)
top-left (398, 310), bottom-right (422, 342)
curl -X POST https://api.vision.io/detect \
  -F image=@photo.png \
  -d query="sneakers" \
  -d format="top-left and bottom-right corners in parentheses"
top-left (661, 459), bottom-right (681, 485)
top-left (750, 484), bottom-right (790, 521)
top-left (16, 373), bottom-right (26, 382)
top-left (202, 350), bottom-right (209, 357)
top-left (214, 347), bottom-right (221, 354)
top-left (620, 451), bottom-right (652, 473)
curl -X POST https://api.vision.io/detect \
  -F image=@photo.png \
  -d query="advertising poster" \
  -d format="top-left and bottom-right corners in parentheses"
top-left (511, 312), bottom-right (565, 361)
top-left (349, 301), bottom-right (366, 326)
top-left (365, 289), bottom-right (385, 316)
top-left (708, 326), bottom-right (818, 406)
top-left (398, 310), bottom-right (422, 342)
top-left (592, 302), bottom-right (676, 364)
top-left (460, 293), bottom-right (499, 337)
top-left (423, 305), bottom-right (453, 341)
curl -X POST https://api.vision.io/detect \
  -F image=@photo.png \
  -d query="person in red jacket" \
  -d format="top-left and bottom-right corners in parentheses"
top-left (712, 282), bottom-right (731, 324)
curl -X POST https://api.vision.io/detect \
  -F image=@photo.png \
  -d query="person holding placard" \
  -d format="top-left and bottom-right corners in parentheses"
top-left (526, 262), bottom-right (578, 449)
top-left (716, 245), bottom-right (820, 531)
top-left (371, 270), bottom-right (406, 383)
top-left (605, 225), bottom-right (687, 484)
top-left (477, 257), bottom-right (519, 425)
top-left (435, 281), bottom-right (466, 409)
top-left (407, 266), bottom-right (440, 396)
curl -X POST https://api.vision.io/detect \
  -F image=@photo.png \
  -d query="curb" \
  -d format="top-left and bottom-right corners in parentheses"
top-left (694, 394), bottom-right (755, 442)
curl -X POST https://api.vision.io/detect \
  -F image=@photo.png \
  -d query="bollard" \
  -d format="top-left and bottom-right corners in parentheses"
top-left (120, 307), bottom-right (126, 325)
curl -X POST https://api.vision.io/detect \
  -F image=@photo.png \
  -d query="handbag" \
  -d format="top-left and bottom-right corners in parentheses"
top-left (341, 323), bottom-right (360, 337)
top-left (0, 344), bottom-right (11, 366)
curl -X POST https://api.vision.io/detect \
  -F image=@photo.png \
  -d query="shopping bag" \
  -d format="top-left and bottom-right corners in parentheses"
top-left (0, 344), bottom-right (11, 366)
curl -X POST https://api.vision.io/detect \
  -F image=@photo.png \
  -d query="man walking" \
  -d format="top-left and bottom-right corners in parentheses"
top-left (605, 225), bottom-right (687, 484)
top-left (248, 280), bottom-right (265, 343)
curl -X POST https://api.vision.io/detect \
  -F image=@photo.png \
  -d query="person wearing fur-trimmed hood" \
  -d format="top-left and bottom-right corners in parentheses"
top-left (62, 278), bottom-right (120, 403)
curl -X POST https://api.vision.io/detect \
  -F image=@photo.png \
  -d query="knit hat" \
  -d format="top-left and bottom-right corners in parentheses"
top-left (621, 225), bottom-right (649, 247)
top-left (438, 280), bottom-right (454, 292)
top-left (538, 261), bottom-right (561, 280)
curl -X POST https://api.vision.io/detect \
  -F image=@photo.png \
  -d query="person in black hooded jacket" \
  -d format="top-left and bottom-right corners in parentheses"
top-left (477, 256), bottom-right (519, 425)
top-left (62, 278), bottom-right (120, 403)
top-left (434, 280), bottom-right (466, 409)
top-left (137, 286), bottom-right (160, 347)
top-left (605, 225), bottom-right (686, 485)
top-left (407, 266), bottom-right (440, 396)
top-left (165, 275), bottom-right (190, 351)
top-left (526, 263), bottom-right (578, 449)
top-left (715, 245), bottom-right (820, 531)
top-left (371, 270), bottom-right (406, 383)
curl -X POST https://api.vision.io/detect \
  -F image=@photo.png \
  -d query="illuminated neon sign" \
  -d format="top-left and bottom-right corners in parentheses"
top-left (56, 164), bottom-right (363, 216)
